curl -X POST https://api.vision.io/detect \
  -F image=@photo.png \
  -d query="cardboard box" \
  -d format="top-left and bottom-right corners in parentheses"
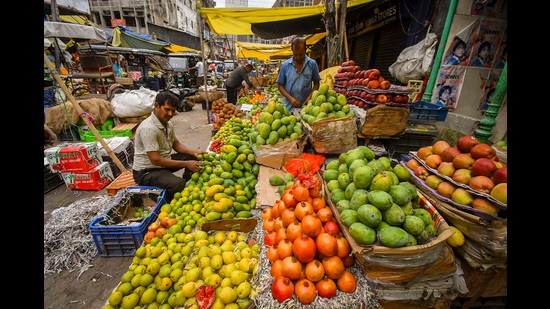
top-left (253, 134), bottom-right (306, 169)
top-left (61, 162), bottom-right (114, 191)
top-left (44, 142), bottom-right (103, 173)
top-left (200, 218), bottom-right (258, 233)
top-left (257, 165), bottom-right (288, 207)
top-left (97, 137), bottom-right (134, 177)
top-left (301, 114), bottom-right (357, 154)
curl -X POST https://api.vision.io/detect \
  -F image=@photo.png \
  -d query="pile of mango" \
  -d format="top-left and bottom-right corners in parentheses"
top-left (299, 83), bottom-right (355, 126)
top-left (247, 99), bottom-right (303, 147)
top-left (211, 117), bottom-right (252, 144)
top-left (323, 146), bottom-right (437, 248)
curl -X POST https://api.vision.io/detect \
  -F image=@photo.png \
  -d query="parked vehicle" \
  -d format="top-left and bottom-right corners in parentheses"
top-left (78, 44), bottom-right (174, 93)
top-left (167, 52), bottom-right (223, 88)
top-left (223, 59), bottom-right (237, 72)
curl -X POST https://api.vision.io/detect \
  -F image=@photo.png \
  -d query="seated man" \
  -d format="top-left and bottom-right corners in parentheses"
top-left (132, 91), bottom-right (206, 199)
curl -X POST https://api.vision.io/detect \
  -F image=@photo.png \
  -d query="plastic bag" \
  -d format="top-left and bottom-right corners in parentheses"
top-left (111, 87), bottom-right (157, 118)
top-left (284, 153), bottom-right (325, 180)
top-left (389, 33), bottom-right (438, 84)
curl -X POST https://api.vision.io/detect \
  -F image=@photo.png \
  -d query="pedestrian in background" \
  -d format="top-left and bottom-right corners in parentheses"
top-left (188, 57), bottom-right (204, 77)
top-left (276, 36), bottom-right (321, 112)
top-left (225, 63), bottom-right (257, 104)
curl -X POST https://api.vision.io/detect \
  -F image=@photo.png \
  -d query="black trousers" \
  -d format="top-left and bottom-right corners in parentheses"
top-left (133, 153), bottom-right (195, 200)
top-left (226, 86), bottom-right (239, 104)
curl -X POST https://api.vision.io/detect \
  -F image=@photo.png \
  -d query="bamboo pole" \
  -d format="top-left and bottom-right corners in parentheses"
top-left (197, 2), bottom-right (211, 124)
top-left (44, 52), bottom-right (128, 173)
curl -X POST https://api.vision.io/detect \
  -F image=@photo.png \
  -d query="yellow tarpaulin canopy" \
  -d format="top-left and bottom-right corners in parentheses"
top-left (59, 15), bottom-right (94, 25)
top-left (164, 44), bottom-right (201, 53)
top-left (200, 0), bottom-right (374, 38)
top-left (235, 33), bottom-right (327, 61)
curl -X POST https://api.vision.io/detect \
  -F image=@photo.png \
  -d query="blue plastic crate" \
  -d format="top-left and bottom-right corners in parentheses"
top-left (409, 101), bottom-right (449, 122)
top-left (89, 186), bottom-right (166, 257)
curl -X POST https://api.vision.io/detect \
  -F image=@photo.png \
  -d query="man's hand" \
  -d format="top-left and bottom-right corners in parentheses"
top-left (193, 150), bottom-right (207, 158)
top-left (290, 97), bottom-right (301, 108)
top-left (186, 160), bottom-right (203, 173)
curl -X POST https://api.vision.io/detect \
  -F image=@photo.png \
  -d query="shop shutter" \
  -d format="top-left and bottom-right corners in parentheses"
top-left (348, 20), bottom-right (411, 81)
top-left (371, 20), bottom-right (411, 84)
top-left (349, 33), bottom-right (374, 70)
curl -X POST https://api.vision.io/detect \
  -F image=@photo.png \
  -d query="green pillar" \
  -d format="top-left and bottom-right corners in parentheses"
top-left (475, 62), bottom-right (507, 143)
top-left (422, 0), bottom-right (459, 102)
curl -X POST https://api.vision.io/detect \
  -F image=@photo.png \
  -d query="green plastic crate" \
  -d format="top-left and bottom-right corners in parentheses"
top-left (82, 129), bottom-right (133, 142)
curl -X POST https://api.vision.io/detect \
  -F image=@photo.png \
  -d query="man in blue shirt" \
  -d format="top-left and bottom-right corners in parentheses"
top-left (276, 37), bottom-right (321, 112)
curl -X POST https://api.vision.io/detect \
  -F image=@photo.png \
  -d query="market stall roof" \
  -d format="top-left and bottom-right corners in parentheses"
top-left (164, 44), bottom-right (201, 54)
top-left (235, 32), bottom-right (327, 61)
top-left (58, 15), bottom-right (92, 25)
top-left (110, 26), bottom-right (171, 51)
top-left (44, 21), bottom-right (108, 42)
top-left (79, 44), bottom-right (168, 56)
top-left (200, 0), bottom-right (374, 39)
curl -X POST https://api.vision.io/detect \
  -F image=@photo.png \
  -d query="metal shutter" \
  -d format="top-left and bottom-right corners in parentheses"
top-left (349, 33), bottom-right (374, 70)
top-left (371, 20), bottom-right (411, 84)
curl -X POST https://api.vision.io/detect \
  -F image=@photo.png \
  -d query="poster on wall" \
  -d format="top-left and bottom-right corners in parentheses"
top-left (442, 19), bottom-right (507, 69)
top-left (492, 27), bottom-right (507, 69)
top-left (431, 66), bottom-right (466, 109)
top-left (470, 0), bottom-right (507, 19)
top-left (478, 68), bottom-right (502, 113)
top-left (468, 19), bottom-right (506, 68)
top-left (442, 20), bottom-right (478, 66)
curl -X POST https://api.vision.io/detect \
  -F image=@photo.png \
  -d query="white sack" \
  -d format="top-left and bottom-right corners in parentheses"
top-left (389, 33), bottom-right (438, 84)
top-left (111, 87), bottom-right (157, 118)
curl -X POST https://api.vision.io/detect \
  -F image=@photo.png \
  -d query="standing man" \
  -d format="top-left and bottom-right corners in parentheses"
top-left (225, 63), bottom-right (257, 104)
top-left (188, 56), bottom-right (204, 77)
top-left (132, 91), bottom-right (206, 199)
top-left (276, 36), bottom-right (321, 112)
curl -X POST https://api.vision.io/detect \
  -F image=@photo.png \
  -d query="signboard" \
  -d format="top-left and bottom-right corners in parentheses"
top-left (348, 0), bottom-right (398, 37)
top-left (111, 18), bottom-right (127, 27)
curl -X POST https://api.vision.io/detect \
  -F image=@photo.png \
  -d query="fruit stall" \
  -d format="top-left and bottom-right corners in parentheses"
top-left (69, 62), bottom-right (507, 309)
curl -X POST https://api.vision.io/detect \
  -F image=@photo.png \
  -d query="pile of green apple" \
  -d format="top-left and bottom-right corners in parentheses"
top-left (323, 146), bottom-right (437, 248)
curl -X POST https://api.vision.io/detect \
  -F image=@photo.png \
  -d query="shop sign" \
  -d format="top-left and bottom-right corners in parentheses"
top-left (348, 1), bottom-right (397, 37)
top-left (111, 18), bottom-right (126, 27)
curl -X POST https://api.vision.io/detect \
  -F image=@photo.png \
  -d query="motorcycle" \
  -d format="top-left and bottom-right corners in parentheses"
top-left (168, 87), bottom-right (199, 112)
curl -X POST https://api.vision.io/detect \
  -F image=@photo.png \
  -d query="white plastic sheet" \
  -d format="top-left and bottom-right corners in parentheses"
top-left (110, 87), bottom-right (157, 118)
top-left (389, 33), bottom-right (438, 84)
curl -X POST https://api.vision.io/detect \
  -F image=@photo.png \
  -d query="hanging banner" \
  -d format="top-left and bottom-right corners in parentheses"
top-left (431, 66), bottom-right (466, 110)
top-left (470, 0), bottom-right (507, 19)
top-left (477, 68), bottom-right (502, 113)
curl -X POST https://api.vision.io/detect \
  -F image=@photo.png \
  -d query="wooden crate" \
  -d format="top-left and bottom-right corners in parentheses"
top-left (112, 122), bottom-right (138, 135)
top-left (105, 170), bottom-right (138, 196)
